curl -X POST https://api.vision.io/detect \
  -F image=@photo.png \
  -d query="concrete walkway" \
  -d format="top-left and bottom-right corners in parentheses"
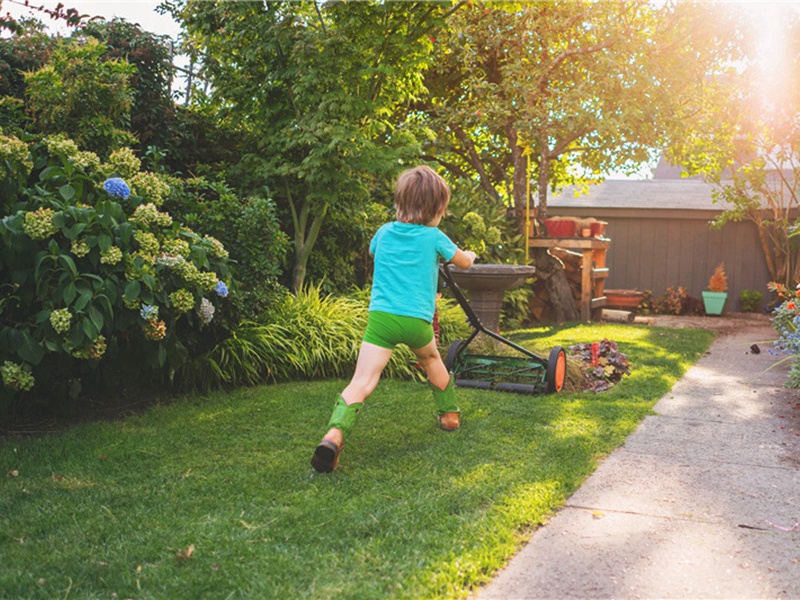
top-left (477, 315), bottom-right (800, 599)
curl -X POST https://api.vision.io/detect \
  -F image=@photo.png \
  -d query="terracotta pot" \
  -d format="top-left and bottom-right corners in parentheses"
top-left (605, 289), bottom-right (645, 310)
top-left (590, 221), bottom-right (608, 237)
top-left (544, 219), bottom-right (576, 237)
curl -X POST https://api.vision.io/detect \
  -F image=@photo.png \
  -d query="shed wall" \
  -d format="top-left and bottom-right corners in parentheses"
top-left (547, 208), bottom-right (773, 311)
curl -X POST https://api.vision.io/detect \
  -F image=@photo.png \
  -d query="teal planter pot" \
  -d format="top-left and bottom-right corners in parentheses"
top-left (702, 291), bottom-right (728, 315)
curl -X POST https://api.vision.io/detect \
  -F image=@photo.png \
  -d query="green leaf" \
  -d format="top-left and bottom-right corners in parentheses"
top-left (63, 283), bottom-right (78, 306)
top-left (74, 288), bottom-right (92, 312)
top-left (156, 343), bottom-right (167, 367)
top-left (88, 305), bottom-right (104, 333)
top-left (124, 280), bottom-right (141, 302)
top-left (117, 222), bottom-right (133, 245)
top-left (81, 317), bottom-right (98, 340)
top-left (141, 273), bottom-right (156, 291)
top-left (18, 331), bottom-right (45, 365)
top-left (98, 234), bottom-right (112, 252)
top-left (69, 325), bottom-right (84, 347)
top-left (59, 184), bottom-right (75, 202)
top-left (58, 254), bottom-right (78, 277)
top-left (64, 223), bottom-right (87, 240)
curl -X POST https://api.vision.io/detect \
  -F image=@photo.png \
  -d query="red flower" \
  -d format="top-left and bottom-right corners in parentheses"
top-left (787, 302), bottom-right (796, 310)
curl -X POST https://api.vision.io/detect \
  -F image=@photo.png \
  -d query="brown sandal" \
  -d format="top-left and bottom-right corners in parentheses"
top-left (311, 440), bottom-right (343, 473)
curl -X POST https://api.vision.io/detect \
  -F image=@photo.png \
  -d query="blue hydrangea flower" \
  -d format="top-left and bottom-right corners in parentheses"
top-left (103, 177), bottom-right (131, 199)
top-left (214, 280), bottom-right (229, 298)
top-left (140, 304), bottom-right (159, 320)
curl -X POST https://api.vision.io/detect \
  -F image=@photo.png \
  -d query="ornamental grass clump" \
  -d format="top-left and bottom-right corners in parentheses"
top-left (0, 134), bottom-right (235, 410)
top-left (181, 285), bottom-right (471, 390)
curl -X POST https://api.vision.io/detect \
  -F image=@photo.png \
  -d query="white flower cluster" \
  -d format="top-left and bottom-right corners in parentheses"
top-left (198, 298), bottom-right (215, 325)
top-left (155, 252), bottom-right (184, 268)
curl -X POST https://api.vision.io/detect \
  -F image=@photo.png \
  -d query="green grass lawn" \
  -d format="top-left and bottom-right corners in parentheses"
top-left (0, 324), bottom-right (714, 599)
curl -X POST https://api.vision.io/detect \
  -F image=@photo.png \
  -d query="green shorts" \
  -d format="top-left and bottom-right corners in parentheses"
top-left (363, 311), bottom-right (434, 350)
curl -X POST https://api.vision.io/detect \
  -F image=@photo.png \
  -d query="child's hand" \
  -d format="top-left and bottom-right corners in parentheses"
top-left (451, 249), bottom-right (477, 269)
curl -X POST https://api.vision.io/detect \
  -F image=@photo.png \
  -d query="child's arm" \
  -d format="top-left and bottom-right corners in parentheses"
top-left (450, 249), bottom-right (477, 269)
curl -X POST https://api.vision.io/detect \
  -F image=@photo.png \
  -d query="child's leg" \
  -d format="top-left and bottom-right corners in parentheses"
top-left (411, 338), bottom-right (461, 431)
top-left (312, 342), bottom-right (393, 473)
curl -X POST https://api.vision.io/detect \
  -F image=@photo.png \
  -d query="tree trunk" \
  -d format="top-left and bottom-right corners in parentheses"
top-left (533, 249), bottom-right (580, 322)
top-left (531, 142), bottom-right (580, 321)
top-left (287, 180), bottom-right (328, 292)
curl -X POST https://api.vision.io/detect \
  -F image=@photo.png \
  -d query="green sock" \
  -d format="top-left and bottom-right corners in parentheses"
top-left (428, 374), bottom-right (460, 416)
top-left (325, 395), bottom-right (361, 440)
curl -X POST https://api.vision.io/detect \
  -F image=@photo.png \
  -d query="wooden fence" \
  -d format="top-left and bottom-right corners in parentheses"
top-left (547, 206), bottom-right (774, 312)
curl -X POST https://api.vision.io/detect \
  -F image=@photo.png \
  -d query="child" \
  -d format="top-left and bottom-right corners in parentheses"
top-left (311, 165), bottom-right (476, 473)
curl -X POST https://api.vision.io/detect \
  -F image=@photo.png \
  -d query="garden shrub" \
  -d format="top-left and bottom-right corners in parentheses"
top-left (0, 134), bottom-right (234, 412)
top-left (653, 285), bottom-right (701, 315)
top-left (739, 289), bottom-right (764, 312)
top-left (24, 38), bottom-right (137, 157)
top-left (162, 177), bottom-right (289, 319)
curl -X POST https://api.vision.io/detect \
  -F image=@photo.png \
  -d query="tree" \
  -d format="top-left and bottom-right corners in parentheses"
top-left (668, 6), bottom-right (800, 289)
top-left (416, 1), bottom-right (738, 320)
top-left (167, 1), bottom-right (456, 290)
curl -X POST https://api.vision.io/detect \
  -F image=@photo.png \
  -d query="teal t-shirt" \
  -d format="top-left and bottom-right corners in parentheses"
top-left (369, 221), bottom-right (458, 322)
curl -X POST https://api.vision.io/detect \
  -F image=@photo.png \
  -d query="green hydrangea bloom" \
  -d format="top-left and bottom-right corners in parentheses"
top-left (203, 235), bottom-right (229, 259)
top-left (1, 361), bottom-right (35, 391)
top-left (131, 203), bottom-right (173, 228)
top-left (105, 147), bottom-right (141, 179)
top-left (72, 150), bottom-right (101, 173)
top-left (43, 134), bottom-right (79, 158)
top-left (71, 239), bottom-right (90, 257)
top-left (169, 289), bottom-right (195, 313)
top-left (0, 134), bottom-right (33, 179)
top-left (130, 172), bottom-right (171, 206)
top-left (22, 208), bottom-right (58, 240)
top-left (49, 308), bottom-right (72, 333)
top-left (100, 246), bottom-right (123, 265)
top-left (162, 239), bottom-right (191, 258)
top-left (134, 231), bottom-right (160, 260)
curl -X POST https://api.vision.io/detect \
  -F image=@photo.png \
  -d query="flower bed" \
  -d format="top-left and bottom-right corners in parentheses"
top-left (568, 339), bottom-right (631, 392)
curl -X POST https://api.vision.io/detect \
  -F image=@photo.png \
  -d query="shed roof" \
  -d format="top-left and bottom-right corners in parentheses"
top-left (548, 179), bottom-right (733, 211)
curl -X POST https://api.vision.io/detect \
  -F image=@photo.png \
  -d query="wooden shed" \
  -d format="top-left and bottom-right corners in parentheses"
top-left (546, 174), bottom-right (773, 311)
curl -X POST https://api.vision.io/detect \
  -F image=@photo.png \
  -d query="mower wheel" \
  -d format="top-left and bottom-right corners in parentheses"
top-left (445, 340), bottom-right (466, 372)
top-left (546, 346), bottom-right (567, 393)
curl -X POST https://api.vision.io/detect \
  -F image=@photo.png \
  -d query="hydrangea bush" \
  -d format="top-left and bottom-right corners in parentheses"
top-left (0, 133), bottom-right (234, 406)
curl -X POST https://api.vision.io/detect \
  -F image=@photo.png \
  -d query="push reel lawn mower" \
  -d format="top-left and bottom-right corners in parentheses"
top-left (439, 264), bottom-right (566, 395)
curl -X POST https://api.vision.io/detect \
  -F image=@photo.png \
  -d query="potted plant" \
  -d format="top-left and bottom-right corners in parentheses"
top-left (702, 263), bottom-right (728, 315)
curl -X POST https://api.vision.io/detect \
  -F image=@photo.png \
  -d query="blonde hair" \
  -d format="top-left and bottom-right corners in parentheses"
top-left (394, 165), bottom-right (450, 224)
